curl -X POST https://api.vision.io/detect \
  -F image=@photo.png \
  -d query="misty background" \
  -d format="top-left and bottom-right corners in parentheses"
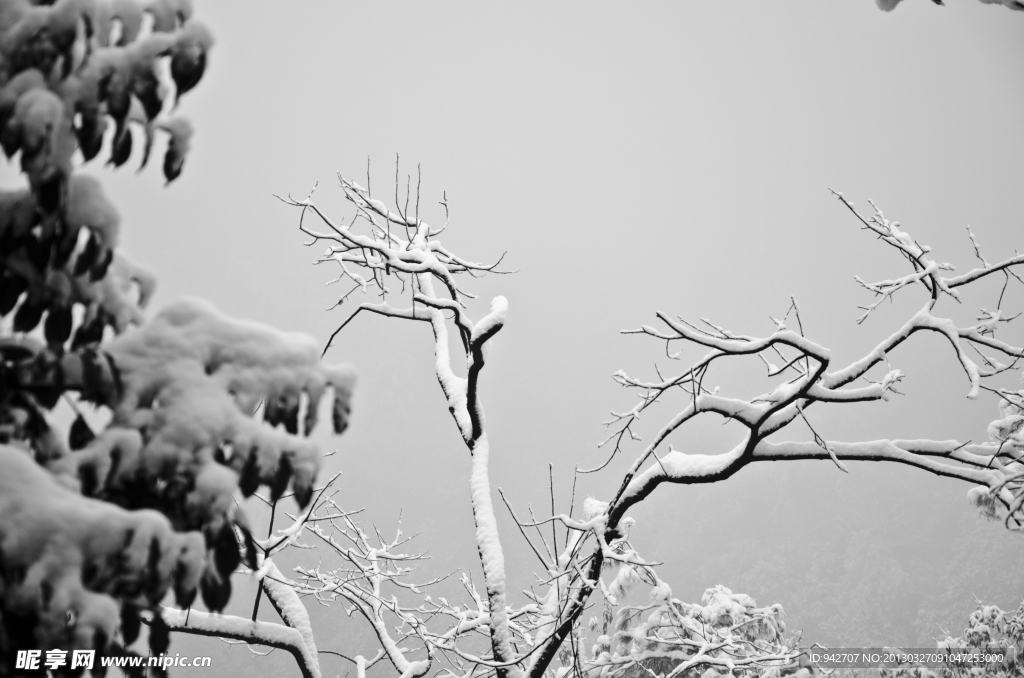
top-left (4, 1), bottom-right (1023, 675)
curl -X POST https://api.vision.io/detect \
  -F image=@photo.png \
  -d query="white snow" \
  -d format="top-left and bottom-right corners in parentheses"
top-left (261, 560), bottom-right (320, 677)
top-left (160, 606), bottom-right (320, 678)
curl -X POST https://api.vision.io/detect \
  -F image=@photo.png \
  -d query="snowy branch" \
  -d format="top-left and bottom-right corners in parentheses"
top-left (285, 170), bottom-right (516, 678)
top-left (528, 194), bottom-right (1024, 678)
top-left (285, 181), bottom-right (1022, 678)
top-left (157, 606), bottom-right (320, 678)
top-left (604, 193), bottom-right (1024, 532)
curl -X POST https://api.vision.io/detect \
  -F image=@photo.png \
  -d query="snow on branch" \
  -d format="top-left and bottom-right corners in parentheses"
top-left (23, 298), bottom-right (360, 624)
top-left (603, 193), bottom-right (1024, 532)
top-left (158, 606), bottom-right (320, 678)
top-left (283, 180), bottom-right (1023, 678)
top-left (517, 194), bottom-right (1023, 678)
top-left (47, 298), bottom-right (356, 534)
top-left (287, 482), bottom-right (802, 678)
top-left (582, 583), bottom-right (804, 678)
top-left (284, 175), bottom-right (902, 678)
top-left (295, 500), bottom-right (437, 678)
top-left (0, 444), bottom-right (207, 656)
top-left (284, 165), bottom-right (517, 677)
top-left (502, 493), bottom-right (805, 678)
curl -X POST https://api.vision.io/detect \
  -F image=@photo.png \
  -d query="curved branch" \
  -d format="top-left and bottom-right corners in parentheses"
top-left (158, 607), bottom-right (320, 678)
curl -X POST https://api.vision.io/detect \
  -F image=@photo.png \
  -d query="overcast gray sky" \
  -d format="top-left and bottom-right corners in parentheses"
top-left (5, 1), bottom-right (1024, 674)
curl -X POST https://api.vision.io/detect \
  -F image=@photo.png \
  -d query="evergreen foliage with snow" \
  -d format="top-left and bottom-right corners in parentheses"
top-left (0, 0), bottom-right (353, 671)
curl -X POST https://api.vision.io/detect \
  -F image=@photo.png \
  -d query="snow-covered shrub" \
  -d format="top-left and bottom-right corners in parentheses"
top-left (875, 602), bottom-right (1024, 678)
top-left (584, 579), bottom-right (802, 678)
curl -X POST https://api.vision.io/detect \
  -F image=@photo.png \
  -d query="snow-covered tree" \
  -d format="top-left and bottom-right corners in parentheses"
top-left (0, 0), bottom-right (353, 671)
top-left (268, 169), bottom-right (1021, 678)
